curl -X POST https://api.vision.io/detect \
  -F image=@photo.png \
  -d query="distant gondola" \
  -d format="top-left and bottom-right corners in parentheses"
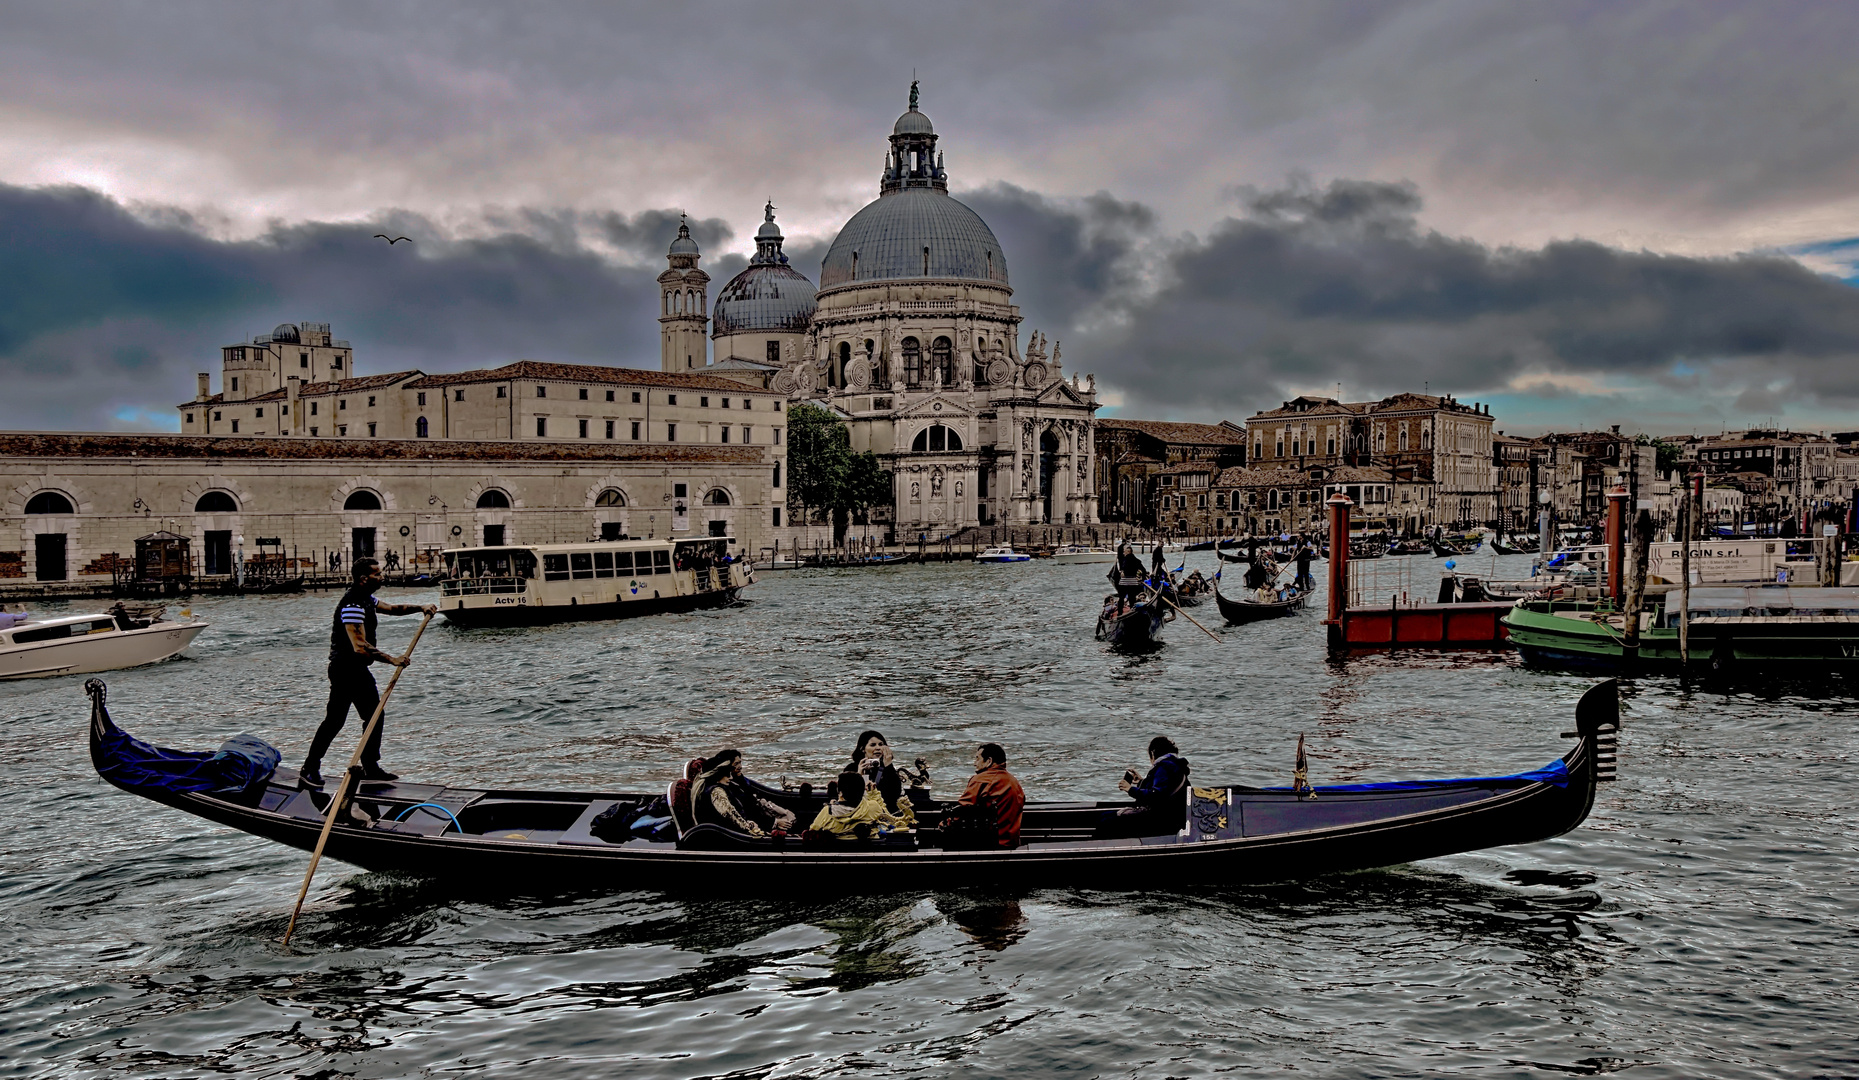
top-left (83, 678), bottom-right (1622, 888)
top-left (1432, 540), bottom-right (1470, 558)
top-left (1214, 584), bottom-right (1305, 623)
top-left (1096, 595), bottom-right (1172, 645)
top-left (1489, 537), bottom-right (1523, 555)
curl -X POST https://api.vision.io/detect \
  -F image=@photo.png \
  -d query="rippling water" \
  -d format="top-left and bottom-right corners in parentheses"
top-left (3, 553), bottom-right (1855, 1078)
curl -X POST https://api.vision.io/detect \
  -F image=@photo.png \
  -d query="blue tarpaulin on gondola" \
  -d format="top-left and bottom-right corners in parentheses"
top-left (93, 719), bottom-right (281, 795)
top-left (1265, 758), bottom-right (1570, 793)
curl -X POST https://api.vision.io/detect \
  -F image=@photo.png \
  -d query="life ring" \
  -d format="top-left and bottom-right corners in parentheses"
top-left (451, 525), bottom-right (462, 536)
top-left (398, 525), bottom-right (411, 537)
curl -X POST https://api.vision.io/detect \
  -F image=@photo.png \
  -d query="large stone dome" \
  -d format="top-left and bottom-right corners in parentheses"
top-left (818, 188), bottom-right (1009, 290)
top-left (713, 263), bottom-right (818, 334)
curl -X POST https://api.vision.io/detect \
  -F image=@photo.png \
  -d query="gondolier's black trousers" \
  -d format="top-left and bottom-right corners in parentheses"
top-left (307, 662), bottom-right (384, 767)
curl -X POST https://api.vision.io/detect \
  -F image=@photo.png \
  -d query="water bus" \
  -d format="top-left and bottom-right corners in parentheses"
top-left (438, 537), bottom-right (749, 627)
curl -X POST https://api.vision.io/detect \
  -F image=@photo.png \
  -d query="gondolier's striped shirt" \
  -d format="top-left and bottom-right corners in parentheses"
top-left (328, 586), bottom-right (379, 666)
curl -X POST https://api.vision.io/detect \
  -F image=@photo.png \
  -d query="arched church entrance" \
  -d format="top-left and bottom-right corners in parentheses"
top-left (1039, 430), bottom-right (1060, 524)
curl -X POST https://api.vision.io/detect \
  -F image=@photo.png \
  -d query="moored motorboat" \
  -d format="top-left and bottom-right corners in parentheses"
top-left (0, 610), bottom-right (206, 680)
top-left (1502, 586), bottom-right (1859, 672)
top-left (975, 546), bottom-right (1032, 563)
top-left (84, 678), bottom-right (1622, 888)
top-left (1214, 584), bottom-right (1305, 623)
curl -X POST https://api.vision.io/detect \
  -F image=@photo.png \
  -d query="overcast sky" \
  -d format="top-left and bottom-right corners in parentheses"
top-left (6, 0), bottom-right (1859, 435)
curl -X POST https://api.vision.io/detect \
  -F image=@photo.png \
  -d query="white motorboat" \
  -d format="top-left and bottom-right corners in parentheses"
top-left (0, 610), bottom-right (207, 680)
top-left (974, 546), bottom-right (1032, 563)
top-left (1049, 545), bottom-right (1116, 564)
top-left (1126, 541), bottom-right (1186, 556)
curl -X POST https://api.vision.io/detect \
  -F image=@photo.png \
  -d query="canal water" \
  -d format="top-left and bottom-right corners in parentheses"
top-left (2, 553), bottom-right (1854, 1078)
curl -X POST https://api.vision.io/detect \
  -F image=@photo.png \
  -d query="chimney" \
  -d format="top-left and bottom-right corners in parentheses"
top-left (286, 376), bottom-right (300, 435)
top-left (196, 373), bottom-right (210, 401)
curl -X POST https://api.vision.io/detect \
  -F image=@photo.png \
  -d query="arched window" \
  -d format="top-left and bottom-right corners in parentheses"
top-left (343, 490), bottom-right (382, 511)
top-left (595, 488), bottom-right (626, 507)
top-left (902, 336), bottom-right (922, 386)
top-left (194, 491), bottom-right (238, 513)
top-left (972, 338), bottom-right (989, 384)
top-left (838, 341), bottom-right (851, 387)
top-left (1399, 427), bottom-right (1409, 451)
top-left (703, 489), bottom-right (731, 506)
top-left (1421, 427), bottom-right (1432, 450)
top-left (931, 336), bottom-right (954, 384)
top-left (476, 489), bottom-right (511, 509)
top-left (24, 491), bottom-right (73, 515)
top-left (416, 416), bottom-right (429, 438)
top-left (910, 424), bottom-right (964, 452)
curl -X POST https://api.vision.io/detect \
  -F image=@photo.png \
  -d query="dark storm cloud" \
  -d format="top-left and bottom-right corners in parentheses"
top-left (974, 177), bottom-right (1859, 420)
top-left (0, 184), bottom-right (685, 430)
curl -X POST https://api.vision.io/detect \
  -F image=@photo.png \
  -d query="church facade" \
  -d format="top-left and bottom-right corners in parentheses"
top-left (668, 85), bottom-right (1102, 532)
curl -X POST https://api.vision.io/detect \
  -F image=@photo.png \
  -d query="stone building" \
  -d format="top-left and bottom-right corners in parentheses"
top-left (1091, 419), bottom-right (1248, 526)
top-left (1, 433), bottom-right (773, 582)
top-left (662, 84), bottom-right (1104, 533)
top-left (1243, 393), bottom-right (1498, 531)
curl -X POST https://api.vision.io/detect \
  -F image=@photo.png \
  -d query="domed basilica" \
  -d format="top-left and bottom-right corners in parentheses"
top-left (657, 84), bottom-right (1101, 532)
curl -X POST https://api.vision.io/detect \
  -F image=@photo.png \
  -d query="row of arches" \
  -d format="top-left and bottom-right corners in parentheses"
top-left (822, 334), bottom-right (1004, 390)
top-left (16, 487), bottom-right (645, 515)
top-left (664, 288), bottom-right (705, 315)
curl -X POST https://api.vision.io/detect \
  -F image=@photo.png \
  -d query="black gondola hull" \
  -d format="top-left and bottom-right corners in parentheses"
top-left (1214, 586), bottom-right (1304, 623)
top-left (85, 680), bottom-right (1617, 890)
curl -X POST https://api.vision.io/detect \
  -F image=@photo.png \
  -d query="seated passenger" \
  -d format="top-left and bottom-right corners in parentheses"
top-left (848, 729), bottom-right (919, 822)
top-left (939, 743), bottom-right (1025, 850)
top-left (690, 748), bottom-right (796, 838)
top-left (806, 772), bottom-right (913, 840)
top-left (1096, 736), bottom-right (1191, 839)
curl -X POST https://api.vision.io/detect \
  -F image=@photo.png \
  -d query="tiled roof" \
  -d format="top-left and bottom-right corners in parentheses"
top-left (0, 433), bottom-right (762, 465)
top-left (1151, 461), bottom-right (1219, 475)
top-left (405, 361), bottom-right (767, 394)
top-left (1213, 467), bottom-right (1314, 488)
top-left (1096, 419), bottom-right (1248, 445)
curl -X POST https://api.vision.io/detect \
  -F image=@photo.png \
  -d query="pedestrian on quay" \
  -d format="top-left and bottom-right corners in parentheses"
top-left (298, 556), bottom-right (435, 789)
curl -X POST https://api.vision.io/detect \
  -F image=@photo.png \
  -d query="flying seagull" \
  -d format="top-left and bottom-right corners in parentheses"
top-left (374, 234), bottom-right (412, 245)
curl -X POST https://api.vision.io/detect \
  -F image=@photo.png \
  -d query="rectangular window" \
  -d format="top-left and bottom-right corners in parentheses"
top-left (300, 354), bottom-right (309, 368)
top-left (632, 392), bottom-right (641, 403)
top-left (417, 392), bottom-right (426, 406)
top-left (332, 356), bottom-right (342, 369)
top-left (605, 420), bottom-right (615, 439)
top-left (578, 419), bottom-right (589, 438)
top-left (579, 388), bottom-right (588, 400)
top-left (700, 396), bottom-right (709, 407)
top-left (773, 461), bottom-right (781, 487)
top-left (543, 554), bottom-right (570, 581)
top-left (766, 341), bottom-right (780, 364)
top-left (668, 394), bottom-right (677, 405)
top-left (613, 551), bottom-right (633, 571)
top-left (311, 401), bottom-right (319, 415)
top-left (653, 550), bottom-right (671, 574)
top-left (593, 551), bottom-right (614, 577)
top-left (741, 425), bottom-right (752, 443)
top-left (537, 385), bottom-right (547, 398)
top-left (338, 425), bottom-right (347, 436)
top-left (310, 427), bottom-right (318, 436)
top-left (722, 398), bottom-right (730, 408)
top-left (231, 377), bottom-right (239, 391)
top-left (455, 389), bottom-right (465, 402)
top-left (774, 427), bottom-right (782, 445)
top-left (185, 414), bottom-right (193, 423)
top-left (537, 417), bottom-right (548, 436)
top-left (667, 422), bottom-right (677, 441)
top-left (368, 422), bottom-right (377, 437)
top-left (255, 407), bottom-right (264, 418)
top-left (721, 426), bottom-right (730, 443)
top-left (230, 419), bottom-right (239, 433)
top-left (773, 507), bottom-right (782, 527)
top-left (674, 483), bottom-right (688, 498)
top-left (606, 390), bottom-right (615, 401)
top-left (631, 421), bottom-right (641, 440)
top-left (213, 411), bottom-right (222, 420)
top-left (339, 399), bottom-right (347, 410)
top-left (367, 395), bottom-right (376, 407)
top-left (497, 386), bottom-right (507, 398)
top-left (570, 552), bottom-right (594, 579)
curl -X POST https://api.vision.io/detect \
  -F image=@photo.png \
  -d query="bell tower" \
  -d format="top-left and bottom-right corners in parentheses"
top-left (659, 216), bottom-right (710, 372)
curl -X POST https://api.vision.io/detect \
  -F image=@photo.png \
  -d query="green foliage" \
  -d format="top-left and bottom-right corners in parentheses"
top-left (785, 402), bottom-right (893, 516)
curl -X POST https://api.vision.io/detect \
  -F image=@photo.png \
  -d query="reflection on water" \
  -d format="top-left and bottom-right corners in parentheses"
top-left (3, 553), bottom-right (1856, 1077)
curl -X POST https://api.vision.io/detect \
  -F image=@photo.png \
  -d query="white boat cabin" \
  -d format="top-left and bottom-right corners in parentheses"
top-left (439, 537), bottom-right (745, 617)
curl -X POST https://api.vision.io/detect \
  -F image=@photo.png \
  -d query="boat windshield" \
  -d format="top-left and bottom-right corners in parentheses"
top-left (442, 549), bottom-right (536, 595)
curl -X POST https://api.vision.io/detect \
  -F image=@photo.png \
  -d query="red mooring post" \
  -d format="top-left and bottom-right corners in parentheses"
top-left (1606, 486), bottom-right (1629, 604)
top-left (1325, 492), bottom-right (1353, 652)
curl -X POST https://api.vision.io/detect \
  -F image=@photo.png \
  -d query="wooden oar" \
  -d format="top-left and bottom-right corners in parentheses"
top-left (1150, 585), bottom-right (1223, 643)
top-left (282, 612), bottom-right (433, 945)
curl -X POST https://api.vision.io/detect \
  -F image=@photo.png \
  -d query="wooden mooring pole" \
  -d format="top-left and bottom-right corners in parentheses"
top-left (1324, 492), bottom-right (1352, 654)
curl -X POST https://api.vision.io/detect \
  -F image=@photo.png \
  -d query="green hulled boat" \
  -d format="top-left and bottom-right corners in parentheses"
top-left (1501, 586), bottom-right (1859, 673)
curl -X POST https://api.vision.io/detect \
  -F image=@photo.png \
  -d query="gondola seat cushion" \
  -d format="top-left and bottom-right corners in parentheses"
top-left (669, 780), bottom-right (697, 836)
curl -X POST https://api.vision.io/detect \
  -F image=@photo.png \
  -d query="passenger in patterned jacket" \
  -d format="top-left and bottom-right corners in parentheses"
top-left (691, 748), bottom-right (796, 838)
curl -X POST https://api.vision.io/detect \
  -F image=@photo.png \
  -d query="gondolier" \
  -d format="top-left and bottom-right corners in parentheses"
top-left (299, 557), bottom-right (435, 788)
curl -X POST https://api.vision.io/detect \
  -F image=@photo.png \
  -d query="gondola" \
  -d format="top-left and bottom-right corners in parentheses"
top-left (1489, 537), bottom-right (1522, 556)
top-left (82, 678), bottom-right (1621, 889)
top-left (1432, 540), bottom-right (1469, 558)
top-left (1095, 594), bottom-right (1172, 645)
top-left (1213, 584), bottom-right (1305, 623)
top-left (1215, 547), bottom-right (1248, 565)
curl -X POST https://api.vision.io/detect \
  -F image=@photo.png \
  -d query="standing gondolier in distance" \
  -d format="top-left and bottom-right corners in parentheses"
top-left (299, 556), bottom-right (435, 788)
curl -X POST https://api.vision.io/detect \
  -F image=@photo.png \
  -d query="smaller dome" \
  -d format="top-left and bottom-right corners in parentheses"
top-left (668, 221), bottom-right (699, 256)
top-left (272, 323), bottom-right (300, 343)
top-left (893, 108), bottom-right (934, 136)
